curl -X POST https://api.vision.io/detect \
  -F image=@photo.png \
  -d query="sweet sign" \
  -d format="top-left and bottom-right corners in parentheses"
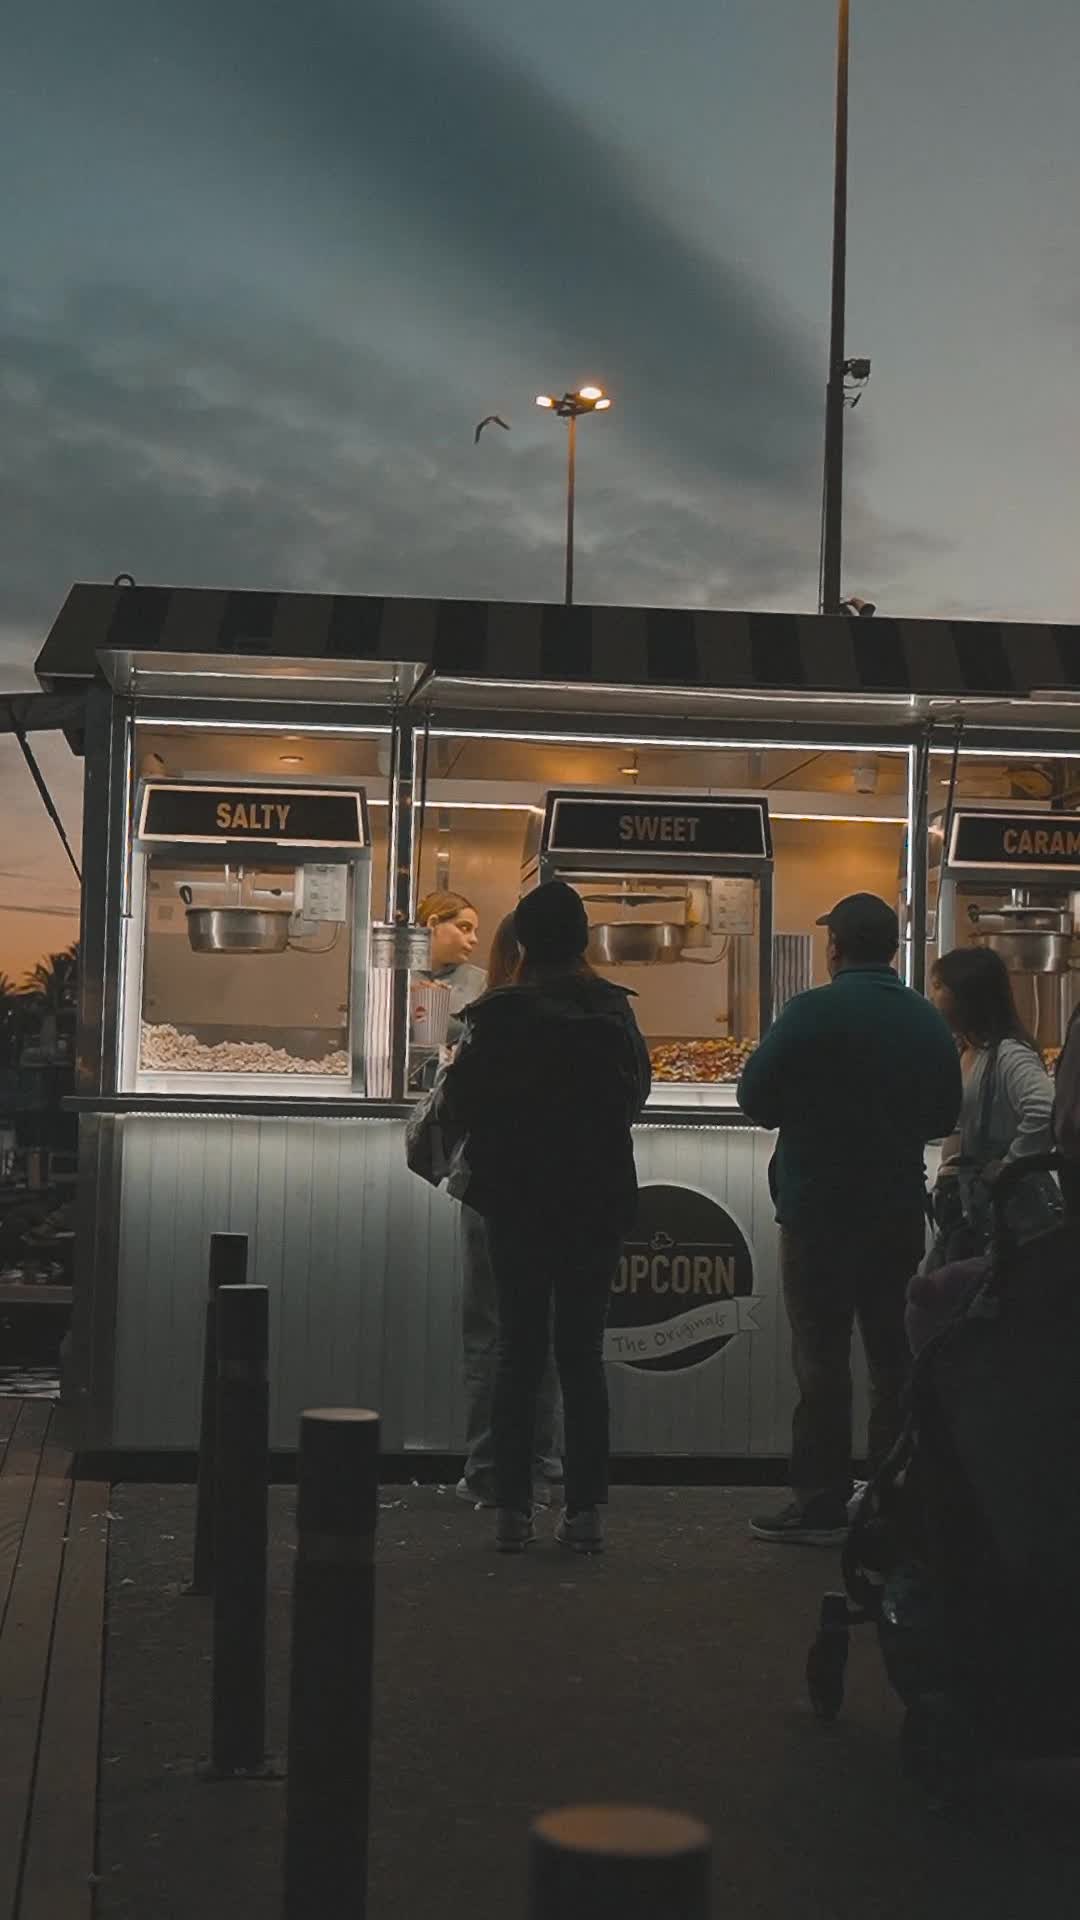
top-left (545, 793), bottom-right (772, 860)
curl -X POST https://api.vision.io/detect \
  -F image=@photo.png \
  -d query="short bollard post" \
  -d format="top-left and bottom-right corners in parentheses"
top-left (188, 1232), bottom-right (249, 1596)
top-left (283, 1408), bottom-right (380, 1919)
top-left (208, 1282), bottom-right (270, 1777)
top-left (528, 1806), bottom-right (712, 1920)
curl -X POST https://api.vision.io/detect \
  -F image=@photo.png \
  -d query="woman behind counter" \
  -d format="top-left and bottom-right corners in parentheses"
top-left (414, 890), bottom-right (487, 1057)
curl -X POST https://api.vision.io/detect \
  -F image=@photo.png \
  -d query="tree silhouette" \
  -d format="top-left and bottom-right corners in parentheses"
top-left (0, 971), bottom-right (24, 1067)
top-left (20, 943), bottom-right (79, 1012)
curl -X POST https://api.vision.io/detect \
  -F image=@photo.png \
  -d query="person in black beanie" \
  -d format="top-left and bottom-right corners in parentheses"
top-left (439, 880), bottom-right (651, 1554)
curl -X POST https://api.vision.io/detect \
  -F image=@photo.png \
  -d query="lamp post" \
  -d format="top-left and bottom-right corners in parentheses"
top-left (820, 0), bottom-right (850, 617)
top-left (535, 386), bottom-right (612, 605)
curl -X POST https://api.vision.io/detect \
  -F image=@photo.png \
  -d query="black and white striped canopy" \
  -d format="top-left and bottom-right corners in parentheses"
top-left (34, 582), bottom-right (1080, 698)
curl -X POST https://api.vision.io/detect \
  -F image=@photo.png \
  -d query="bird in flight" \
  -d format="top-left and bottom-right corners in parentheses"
top-left (474, 414), bottom-right (510, 444)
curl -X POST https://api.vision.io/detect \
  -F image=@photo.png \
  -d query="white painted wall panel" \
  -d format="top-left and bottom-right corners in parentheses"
top-left (112, 1115), bottom-right (874, 1459)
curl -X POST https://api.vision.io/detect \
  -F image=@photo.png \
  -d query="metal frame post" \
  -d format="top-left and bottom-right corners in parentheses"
top-left (389, 717), bottom-right (417, 1100)
top-left (909, 728), bottom-right (932, 993)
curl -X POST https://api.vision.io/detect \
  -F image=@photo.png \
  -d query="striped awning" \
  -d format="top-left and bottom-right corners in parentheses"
top-left (33, 582), bottom-right (1080, 699)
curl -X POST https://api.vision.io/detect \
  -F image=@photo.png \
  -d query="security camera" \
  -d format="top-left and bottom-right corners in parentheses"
top-left (841, 596), bottom-right (877, 618)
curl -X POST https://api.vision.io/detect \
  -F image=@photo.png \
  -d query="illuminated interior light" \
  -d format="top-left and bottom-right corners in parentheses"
top-left (428, 727), bottom-right (910, 754)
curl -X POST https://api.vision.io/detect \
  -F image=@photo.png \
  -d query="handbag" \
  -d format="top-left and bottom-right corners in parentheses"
top-left (925, 1047), bottom-right (1000, 1268)
top-left (405, 1070), bottom-right (461, 1188)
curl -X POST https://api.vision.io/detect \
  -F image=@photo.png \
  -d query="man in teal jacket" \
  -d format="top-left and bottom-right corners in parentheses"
top-left (738, 893), bottom-right (961, 1544)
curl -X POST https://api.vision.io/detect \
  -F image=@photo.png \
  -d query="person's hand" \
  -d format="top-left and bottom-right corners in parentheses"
top-left (981, 1159), bottom-right (1005, 1188)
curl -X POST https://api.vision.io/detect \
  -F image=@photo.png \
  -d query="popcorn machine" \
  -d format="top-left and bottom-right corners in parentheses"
top-left (933, 807), bottom-right (1080, 1060)
top-left (122, 780), bottom-right (374, 1092)
top-left (524, 791), bottom-right (774, 1104)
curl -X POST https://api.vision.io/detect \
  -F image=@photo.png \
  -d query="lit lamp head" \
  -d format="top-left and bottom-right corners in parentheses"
top-left (537, 385), bottom-right (613, 419)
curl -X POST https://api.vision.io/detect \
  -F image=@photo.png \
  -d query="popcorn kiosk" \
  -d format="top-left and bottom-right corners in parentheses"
top-left (525, 791), bottom-right (774, 1107)
top-left (46, 580), bottom-right (1079, 1468)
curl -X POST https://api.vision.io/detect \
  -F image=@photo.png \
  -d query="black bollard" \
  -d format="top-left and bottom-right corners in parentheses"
top-left (283, 1408), bottom-right (380, 1920)
top-left (528, 1805), bottom-right (712, 1920)
top-left (208, 1283), bottom-right (270, 1778)
top-left (188, 1232), bottom-right (249, 1596)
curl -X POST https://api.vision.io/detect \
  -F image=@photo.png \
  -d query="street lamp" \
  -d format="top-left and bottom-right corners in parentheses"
top-left (535, 385), bottom-right (612, 605)
top-left (821, 0), bottom-right (852, 616)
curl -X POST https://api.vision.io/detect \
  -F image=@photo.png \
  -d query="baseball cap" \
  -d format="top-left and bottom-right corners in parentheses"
top-left (514, 880), bottom-right (590, 964)
top-left (816, 892), bottom-right (899, 956)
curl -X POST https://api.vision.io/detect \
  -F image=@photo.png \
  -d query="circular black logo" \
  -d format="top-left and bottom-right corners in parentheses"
top-left (606, 1182), bottom-right (758, 1373)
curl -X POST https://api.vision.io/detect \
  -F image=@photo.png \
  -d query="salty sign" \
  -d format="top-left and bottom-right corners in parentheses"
top-left (138, 783), bottom-right (367, 847)
top-left (216, 800), bottom-right (292, 833)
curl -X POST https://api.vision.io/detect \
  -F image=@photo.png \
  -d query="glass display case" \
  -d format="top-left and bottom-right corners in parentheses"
top-left (121, 780), bottom-right (373, 1094)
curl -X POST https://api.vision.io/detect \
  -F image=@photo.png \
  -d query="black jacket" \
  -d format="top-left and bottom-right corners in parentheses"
top-left (440, 971), bottom-right (651, 1234)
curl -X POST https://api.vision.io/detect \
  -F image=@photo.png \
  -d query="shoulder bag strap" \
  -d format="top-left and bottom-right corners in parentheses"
top-left (971, 1044), bottom-right (1000, 1166)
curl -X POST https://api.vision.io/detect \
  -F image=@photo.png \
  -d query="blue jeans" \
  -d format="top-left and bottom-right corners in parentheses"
top-left (486, 1215), bottom-right (620, 1516)
top-left (460, 1208), bottom-right (563, 1489)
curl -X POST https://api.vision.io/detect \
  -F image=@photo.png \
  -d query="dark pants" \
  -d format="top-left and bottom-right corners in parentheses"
top-left (782, 1215), bottom-right (926, 1505)
top-left (460, 1207), bottom-right (562, 1488)
top-left (486, 1216), bottom-right (621, 1516)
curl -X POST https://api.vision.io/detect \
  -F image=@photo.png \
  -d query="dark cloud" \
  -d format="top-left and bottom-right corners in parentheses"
top-left (10, 0), bottom-right (821, 490)
top-left (0, 279), bottom-right (827, 678)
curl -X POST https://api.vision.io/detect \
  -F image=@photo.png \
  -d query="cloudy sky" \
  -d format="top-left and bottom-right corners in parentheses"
top-left (3, 0), bottom-right (1079, 975)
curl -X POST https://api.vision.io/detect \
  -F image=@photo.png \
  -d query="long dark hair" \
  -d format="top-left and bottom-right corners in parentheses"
top-left (932, 947), bottom-right (1037, 1051)
top-left (486, 914), bottom-right (521, 990)
top-left (516, 955), bottom-right (597, 987)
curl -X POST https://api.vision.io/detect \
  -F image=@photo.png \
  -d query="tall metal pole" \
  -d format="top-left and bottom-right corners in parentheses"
top-left (565, 412), bottom-right (577, 607)
top-left (821, 0), bottom-right (850, 616)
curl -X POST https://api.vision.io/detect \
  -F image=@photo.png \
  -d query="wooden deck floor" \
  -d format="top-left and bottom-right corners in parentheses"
top-left (0, 1399), bottom-right (108, 1920)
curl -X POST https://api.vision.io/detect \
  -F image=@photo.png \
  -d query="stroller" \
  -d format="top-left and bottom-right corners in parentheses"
top-left (806, 1154), bottom-right (1080, 1808)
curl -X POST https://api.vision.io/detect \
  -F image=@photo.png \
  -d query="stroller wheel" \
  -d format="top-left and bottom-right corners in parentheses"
top-left (901, 1694), bottom-right (976, 1812)
top-left (806, 1631), bottom-right (848, 1722)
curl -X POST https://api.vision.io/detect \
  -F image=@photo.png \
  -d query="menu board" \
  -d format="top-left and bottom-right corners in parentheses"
top-left (138, 783), bottom-right (367, 848)
top-left (949, 811), bottom-right (1080, 872)
top-left (544, 793), bottom-right (771, 861)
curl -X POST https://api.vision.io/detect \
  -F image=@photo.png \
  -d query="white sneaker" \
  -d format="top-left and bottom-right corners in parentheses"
top-left (456, 1476), bottom-right (496, 1508)
top-left (848, 1480), bottom-right (869, 1521)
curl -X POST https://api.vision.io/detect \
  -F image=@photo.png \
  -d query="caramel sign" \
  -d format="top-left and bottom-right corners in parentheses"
top-left (950, 812), bottom-right (1080, 872)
